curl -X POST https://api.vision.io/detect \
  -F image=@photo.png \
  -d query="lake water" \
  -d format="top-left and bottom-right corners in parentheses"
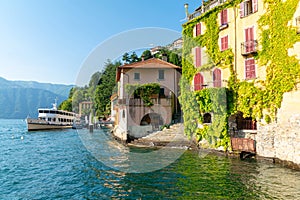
top-left (0, 119), bottom-right (299, 199)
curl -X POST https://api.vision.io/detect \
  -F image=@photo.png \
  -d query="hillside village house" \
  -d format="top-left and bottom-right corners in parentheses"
top-left (182, 0), bottom-right (300, 165)
top-left (112, 58), bottom-right (181, 141)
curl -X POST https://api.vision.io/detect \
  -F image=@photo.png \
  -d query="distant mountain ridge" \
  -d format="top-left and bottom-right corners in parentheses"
top-left (0, 77), bottom-right (74, 119)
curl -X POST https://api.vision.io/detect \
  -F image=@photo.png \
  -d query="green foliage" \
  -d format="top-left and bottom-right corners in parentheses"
top-left (178, 77), bottom-right (200, 138)
top-left (125, 83), bottom-right (160, 107)
top-left (257, 0), bottom-right (300, 118)
top-left (181, 1), bottom-right (237, 149)
top-left (58, 98), bottom-right (72, 112)
top-left (141, 50), bottom-right (153, 60)
top-left (181, 0), bottom-right (300, 151)
top-left (169, 52), bottom-right (181, 66)
top-left (194, 88), bottom-right (230, 149)
top-left (94, 60), bottom-right (121, 117)
top-left (122, 52), bottom-right (141, 64)
top-left (236, 81), bottom-right (263, 119)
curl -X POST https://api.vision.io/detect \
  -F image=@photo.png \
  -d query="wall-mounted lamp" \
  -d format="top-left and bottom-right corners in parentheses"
top-left (184, 3), bottom-right (189, 19)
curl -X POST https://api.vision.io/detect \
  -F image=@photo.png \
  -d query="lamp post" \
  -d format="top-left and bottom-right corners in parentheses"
top-left (184, 3), bottom-right (189, 20)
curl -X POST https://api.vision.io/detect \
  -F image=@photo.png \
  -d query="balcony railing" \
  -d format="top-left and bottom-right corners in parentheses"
top-left (187, 0), bottom-right (230, 21)
top-left (241, 40), bottom-right (258, 55)
top-left (193, 80), bottom-right (226, 91)
top-left (129, 98), bottom-right (171, 107)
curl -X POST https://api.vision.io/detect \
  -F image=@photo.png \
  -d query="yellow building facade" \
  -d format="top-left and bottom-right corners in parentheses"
top-left (180, 0), bottom-right (300, 153)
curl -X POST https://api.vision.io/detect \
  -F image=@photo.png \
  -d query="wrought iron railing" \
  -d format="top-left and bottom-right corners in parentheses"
top-left (241, 40), bottom-right (258, 55)
top-left (188, 0), bottom-right (230, 21)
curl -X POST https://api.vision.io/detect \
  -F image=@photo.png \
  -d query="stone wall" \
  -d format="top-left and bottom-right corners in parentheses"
top-left (256, 88), bottom-right (300, 166)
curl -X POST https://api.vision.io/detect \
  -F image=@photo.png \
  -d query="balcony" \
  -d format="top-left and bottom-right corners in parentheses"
top-left (187, 0), bottom-right (230, 21)
top-left (129, 97), bottom-right (171, 107)
top-left (241, 40), bottom-right (258, 56)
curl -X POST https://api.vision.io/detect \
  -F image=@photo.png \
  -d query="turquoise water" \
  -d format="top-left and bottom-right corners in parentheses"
top-left (0, 119), bottom-right (299, 199)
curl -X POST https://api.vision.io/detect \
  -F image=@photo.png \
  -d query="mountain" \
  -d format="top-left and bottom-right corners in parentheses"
top-left (0, 77), bottom-right (73, 119)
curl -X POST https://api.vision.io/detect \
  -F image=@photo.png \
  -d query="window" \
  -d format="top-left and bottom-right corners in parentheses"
top-left (240, 0), bottom-right (258, 18)
top-left (195, 47), bottom-right (201, 67)
top-left (203, 113), bottom-right (212, 124)
top-left (134, 72), bottom-right (140, 80)
top-left (245, 27), bottom-right (255, 52)
top-left (194, 73), bottom-right (204, 91)
top-left (220, 9), bottom-right (228, 25)
top-left (245, 58), bottom-right (256, 79)
top-left (213, 68), bottom-right (222, 87)
top-left (220, 36), bottom-right (228, 51)
top-left (195, 23), bottom-right (201, 37)
top-left (158, 70), bottom-right (164, 80)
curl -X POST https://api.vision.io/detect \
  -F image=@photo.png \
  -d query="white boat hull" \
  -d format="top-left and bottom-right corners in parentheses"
top-left (26, 118), bottom-right (72, 131)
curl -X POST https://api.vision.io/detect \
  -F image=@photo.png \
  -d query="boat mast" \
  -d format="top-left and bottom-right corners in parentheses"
top-left (53, 98), bottom-right (58, 110)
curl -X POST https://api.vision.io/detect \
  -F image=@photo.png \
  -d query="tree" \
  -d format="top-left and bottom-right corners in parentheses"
top-left (94, 60), bottom-right (121, 117)
top-left (122, 52), bottom-right (130, 64)
top-left (58, 99), bottom-right (72, 111)
top-left (141, 50), bottom-right (153, 60)
top-left (130, 52), bottom-right (141, 63)
top-left (169, 52), bottom-right (181, 66)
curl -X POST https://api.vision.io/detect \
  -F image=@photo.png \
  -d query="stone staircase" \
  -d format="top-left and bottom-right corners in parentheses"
top-left (129, 123), bottom-right (192, 148)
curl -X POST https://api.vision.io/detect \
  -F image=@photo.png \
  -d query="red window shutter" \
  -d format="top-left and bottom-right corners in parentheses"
top-left (194, 73), bottom-right (204, 91)
top-left (195, 47), bottom-right (201, 67)
top-left (221, 36), bottom-right (228, 51)
top-left (225, 36), bottom-right (228, 50)
top-left (196, 23), bottom-right (201, 36)
top-left (224, 9), bottom-right (228, 24)
top-left (221, 9), bottom-right (228, 25)
top-left (245, 58), bottom-right (256, 79)
top-left (240, 2), bottom-right (244, 18)
top-left (213, 68), bottom-right (222, 87)
top-left (253, 0), bottom-right (258, 13)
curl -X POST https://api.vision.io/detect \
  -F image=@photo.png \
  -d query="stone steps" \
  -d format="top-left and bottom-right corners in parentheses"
top-left (129, 123), bottom-right (191, 148)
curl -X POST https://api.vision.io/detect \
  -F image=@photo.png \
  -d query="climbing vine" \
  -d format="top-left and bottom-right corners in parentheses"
top-left (180, 0), bottom-right (300, 150)
top-left (125, 83), bottom-right (160, 107)
top-left (180, 0), bottom-right (240, 149)
top-left (258, 0), bottom-right (300, 119)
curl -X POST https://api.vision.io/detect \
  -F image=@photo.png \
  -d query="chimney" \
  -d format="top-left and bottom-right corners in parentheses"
top-left (141, 55), bottom-right (145, 61)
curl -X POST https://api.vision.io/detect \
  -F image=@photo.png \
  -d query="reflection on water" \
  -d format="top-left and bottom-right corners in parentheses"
top-left (0, 120), bottom-right (299, 199)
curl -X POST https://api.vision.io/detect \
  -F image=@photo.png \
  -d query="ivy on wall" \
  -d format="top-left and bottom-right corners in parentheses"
top-left (180, 0), bottom-right (240, 149)
top-left (180, 0), bottom-right (300, 150)
top-left (258, 0), bottom-right (300, 119)
top-left (125, 83), bottom-right (160, 107)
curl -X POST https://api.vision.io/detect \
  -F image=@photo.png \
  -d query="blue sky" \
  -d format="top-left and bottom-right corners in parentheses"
top-left (0, 0), bottom-right (200, 85)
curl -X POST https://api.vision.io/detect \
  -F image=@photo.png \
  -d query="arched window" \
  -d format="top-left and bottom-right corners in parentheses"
top-left (194, 73), bottom-right (204, 91)
top-left (213, 68), bottom-right (222, 87)
top-left (203, 113), bottom-right (212, 124)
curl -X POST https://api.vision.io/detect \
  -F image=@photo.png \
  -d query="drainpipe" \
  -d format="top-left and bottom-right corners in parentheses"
top-left (234, 6), bottom-right (237, 78)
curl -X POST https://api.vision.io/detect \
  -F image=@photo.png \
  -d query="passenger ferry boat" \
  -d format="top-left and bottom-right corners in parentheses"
top-left (26, 100), bottom-right (78, 131)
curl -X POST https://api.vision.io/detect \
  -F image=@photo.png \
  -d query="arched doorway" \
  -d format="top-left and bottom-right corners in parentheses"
top-left (140, 113), bottom-right (164, 131)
